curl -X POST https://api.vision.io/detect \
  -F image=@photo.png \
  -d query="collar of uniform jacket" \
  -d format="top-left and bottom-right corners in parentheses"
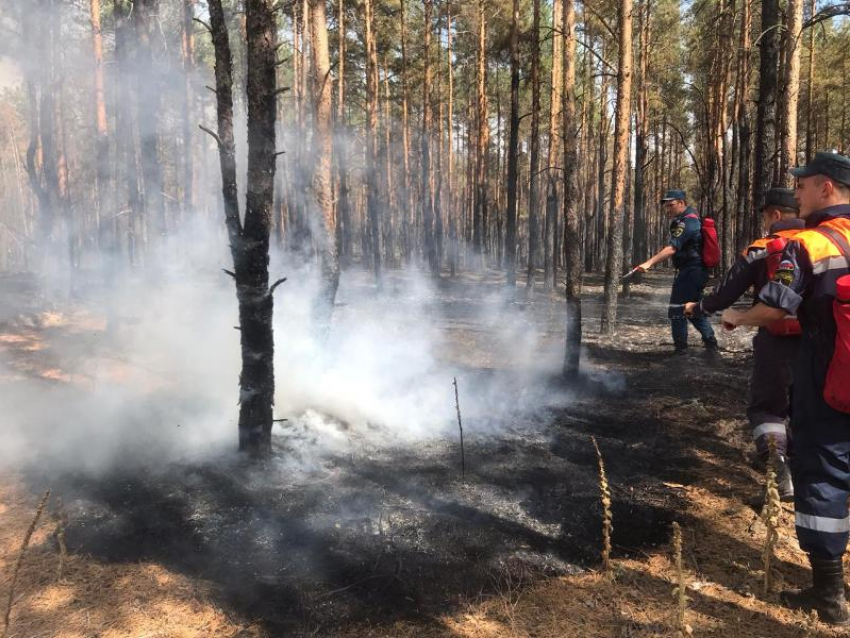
top-left (769, 218), bottom-right (805, 233)
top-left (675, 206), bottom-right (698, 221)
top-left (805, 204), bottom-right (850, 228)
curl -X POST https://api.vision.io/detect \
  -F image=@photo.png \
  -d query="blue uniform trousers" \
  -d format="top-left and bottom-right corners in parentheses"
top-left (792, 336), bottom-right (850, 559)
top-left (669, 266), bottom-right (715, 347)
top-left (748, 328), bottom-right (798, 458)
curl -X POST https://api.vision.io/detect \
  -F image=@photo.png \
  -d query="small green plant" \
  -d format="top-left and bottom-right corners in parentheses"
top-left (591, 436), bottom-right (613, 581)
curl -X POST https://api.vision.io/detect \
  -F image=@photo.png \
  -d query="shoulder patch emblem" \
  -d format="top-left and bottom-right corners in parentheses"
top-left (671, 222), bottom-right (685, 238)
top-left (775, 260), bottom-right (795, 286)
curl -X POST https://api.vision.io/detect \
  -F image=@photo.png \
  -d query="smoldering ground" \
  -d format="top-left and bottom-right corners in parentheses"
top-left (0, 240), bottom-right (694, 635)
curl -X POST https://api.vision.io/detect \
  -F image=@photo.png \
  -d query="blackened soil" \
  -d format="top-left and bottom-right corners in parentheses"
top-left (23, 271), bottom-right (753, 637)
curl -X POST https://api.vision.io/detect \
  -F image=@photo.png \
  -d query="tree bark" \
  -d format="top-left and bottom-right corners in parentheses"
top-left (181, 0), bottom-right (197, 218)
top-left (753, 0), bottom-right (780, 226)
top-left (780, 0), bottom-right (803, 181)
top-left (133, 0), bottom-right (167, 249)
top-left (601, 0), bottom-right (634, 334)
top-left (208, 0), bottom-right (279, 457)
top-left (364, 0), bottom-right (381, 282)
top-left (545, 0), bottom-right (563, 290)
top-left (562, 0), bottom-right (582, 376)
top-left (90, 0), bottom-right (109, 252)
top-left (422, 0), bottom-right (437, 274)
top-left (309, 0), bottom-right (338, 322)
top-left (505, 0), bottom-right (520, 287)
top-left (474, 0), bottom-right (489, 266)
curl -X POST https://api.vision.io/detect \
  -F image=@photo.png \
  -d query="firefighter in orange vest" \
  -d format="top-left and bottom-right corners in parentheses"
top-left (721, 152), bottom-right (850, 625)
top-left (684, 187), bottom-right (802, 501)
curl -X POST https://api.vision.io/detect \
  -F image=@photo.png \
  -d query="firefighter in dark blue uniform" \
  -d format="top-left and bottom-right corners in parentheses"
top-left (684, 188), bottom-right (803, 500)
top-left (722, 152), bottom-right (850, 625)
top-left (635, 190), bottom-right (717, 354)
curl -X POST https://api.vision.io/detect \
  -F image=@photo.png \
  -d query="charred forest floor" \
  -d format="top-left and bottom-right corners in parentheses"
top-left (0, 268), bottom-right (839, 637)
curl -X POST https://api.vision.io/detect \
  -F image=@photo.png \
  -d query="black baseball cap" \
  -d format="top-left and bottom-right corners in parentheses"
top-left (790, 152), bottom-right (850, 186)
top-left (761, 187), bottom-right (798, 212)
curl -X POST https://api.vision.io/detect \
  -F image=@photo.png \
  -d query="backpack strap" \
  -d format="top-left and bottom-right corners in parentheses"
top-left (816, 224), bottom-right (850, 269)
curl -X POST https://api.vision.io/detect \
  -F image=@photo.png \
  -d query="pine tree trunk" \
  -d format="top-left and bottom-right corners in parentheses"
top-left (208, 0), bottom-right (280, 457)
top-left (474, 0), bottom-right (489, 266)
top-left (526, 0), bottom-right (541, 290)
top-left (753, 0), bottom-right (780, 223)
top-left (633, 0), bottom-right (650, 267)
top-left (309, 0), bottom-right (338, 322)
top-left (805, 0), bottom-right (816, 161)
top-left (181, 0), bottom-right (196, 221)
top-left (545, 0), bottom-right (563, 290)
top-left (562, 0), bottom-right (582, 377)
top-left (422, 0), bottom-right (437, 274)
top-left (446, 1), bottom-right (458, 277)
top-left (364, 0), bottom-right (381, 282)
top-left (601, 0), bottom-right (634, 335)
top-left (780, 0), bottom-right (803, 181)
top-left (133, 0), bottom-right (167, 249)
top-left (505, 0), bottom-right (520, 287)
top-left (90, 0), bottom-right (109, 252)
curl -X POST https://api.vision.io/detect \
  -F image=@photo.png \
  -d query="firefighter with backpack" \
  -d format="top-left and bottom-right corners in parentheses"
top-left (683, 187), bottom-right (803, 501)
top-left (632, 189), bottom-right (719, 354)
top-left (720, 152), bottom-right (850, 626)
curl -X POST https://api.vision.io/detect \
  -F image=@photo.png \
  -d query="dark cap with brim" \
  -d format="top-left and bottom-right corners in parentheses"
top-left (761, 187), bottom-right (799, 212)
top-left (661, 189), bottom-right (686, 203)
top-left (789, 152), bottom-right (850, 186)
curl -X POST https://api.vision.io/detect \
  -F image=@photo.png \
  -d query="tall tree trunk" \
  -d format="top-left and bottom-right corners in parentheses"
top-left (364, 0), bottom-right (381, 282)
top-left (208, 0), bottom-right (280, 457)
top-left (181, 0), bottom-right (196, 218)
top-left (805, 0), bottom-right (816, 161)
top-left (422, 0), bottom-right (437, 274)
top-left (90, 0), bottom-right (109, 252)
top-left (562, 0), bottom-right (581, 376)
top-left (525, 0), bottom-right (541, 290)
top-left (780, 0), bottom-right (803, 181)
top-left (753, 0), bottom-right (780, 227)
top-left (309, 0), bottom-right (338, 321)
top-left (133, 0), bottom-right (167, 250)
top-left (113, 0), bottom-right (143, 267)
top-left (474, 0), bottom-right (489, 266)
top-left (400, 0), bottom-right (414, 262)
top-left (601, 0), bottom-right (634, 334)
top-left (545, 0), bottom-right (563, 289)
top-left (632, 0), bottom-right (650, 267)
top-left (447, 0), bottom-right (458, 277)
top-left (335, 0), bottom-right (351, 263)
top-left (505, 0), bottom-right (520, 287)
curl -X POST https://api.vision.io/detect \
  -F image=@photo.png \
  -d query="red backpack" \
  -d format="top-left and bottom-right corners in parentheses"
top-left (685, 213), bottom-right (720, 268)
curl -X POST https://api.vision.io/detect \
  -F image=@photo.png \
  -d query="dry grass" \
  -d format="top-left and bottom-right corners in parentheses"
top-left (0, 480), bottom-right (253, 638)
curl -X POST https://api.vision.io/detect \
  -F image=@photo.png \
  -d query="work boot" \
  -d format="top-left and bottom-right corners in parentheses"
top-left (781, 556), bottom-right (850, 626)
top-left (774, 454), bottom-right (795, 502)
top-left (703, 337), bottom-right (719, 351)
top-left (673, 342), bottom-right (688, 356)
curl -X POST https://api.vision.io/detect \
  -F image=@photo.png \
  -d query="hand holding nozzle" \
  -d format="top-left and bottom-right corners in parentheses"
top-left (720, 308), bottom-right (742, 331)
top-left (621, 265), bottom-right (647, 282)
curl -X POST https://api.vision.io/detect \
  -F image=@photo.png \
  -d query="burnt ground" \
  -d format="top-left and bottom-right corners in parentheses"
top-left (4, 269), bottom-right (765, 637)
